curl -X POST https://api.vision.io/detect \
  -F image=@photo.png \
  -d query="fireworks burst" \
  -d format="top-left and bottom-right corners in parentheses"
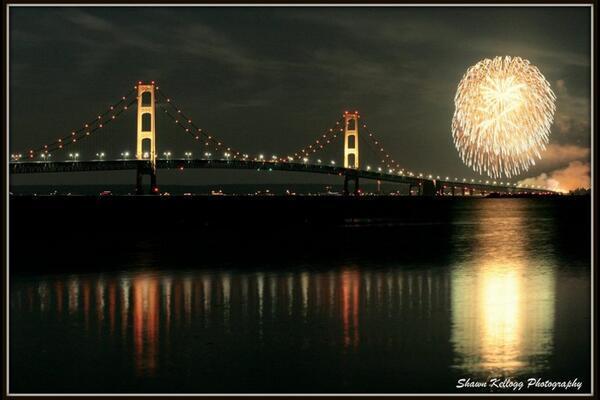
top-left (452, 56), bottom-right (556, 178)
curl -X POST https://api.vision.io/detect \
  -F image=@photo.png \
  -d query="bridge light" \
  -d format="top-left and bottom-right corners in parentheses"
top-left (317, 159), bottom-right (322, 164)
top-left (271, 155), bottom-right (277, 160)
top-left (258, 154), bottom-right (264, 160)
top-left (330, 160), bottom-right (336, 165)
top-left (418, 173), bottom-right (423, 177)
top-left (143, 152), bottom-right (149, 159)
top-left (378, 167), bottom-right (382, 172)
top-left (428, 174), bottom-right (432, 179)
top-left (366, 166), bottom-right (371, 171)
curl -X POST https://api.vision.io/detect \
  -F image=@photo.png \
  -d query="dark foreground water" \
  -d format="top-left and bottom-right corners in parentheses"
top-left (9, 196), bottom-right (591, 393)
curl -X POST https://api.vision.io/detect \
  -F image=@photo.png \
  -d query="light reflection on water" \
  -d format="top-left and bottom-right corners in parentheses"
top-left (450, 202), bottom-right (556, 376)
top-left (10, 199), bottom-right (590, 393)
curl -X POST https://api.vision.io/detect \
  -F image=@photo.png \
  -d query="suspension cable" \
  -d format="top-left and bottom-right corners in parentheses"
top-left (15, 88), bottom-right (137, 160)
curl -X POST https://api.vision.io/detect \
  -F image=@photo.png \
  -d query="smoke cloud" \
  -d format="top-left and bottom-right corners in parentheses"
top-left (518, 161), bottom-right (590, 193)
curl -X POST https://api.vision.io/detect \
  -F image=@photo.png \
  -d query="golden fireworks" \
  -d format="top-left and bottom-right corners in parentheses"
top-left (452, 56), bottom-right (556, 178)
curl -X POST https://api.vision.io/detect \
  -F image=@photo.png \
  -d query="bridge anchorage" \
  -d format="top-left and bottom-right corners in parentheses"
top-left (9, 81), bottom-right (556, 196)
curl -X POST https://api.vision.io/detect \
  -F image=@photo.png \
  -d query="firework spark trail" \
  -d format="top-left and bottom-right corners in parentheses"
top-left (452, 56), bottom-right (556, 179)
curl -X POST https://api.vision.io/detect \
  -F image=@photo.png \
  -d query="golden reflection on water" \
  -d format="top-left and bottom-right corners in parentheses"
top-left (15, 266), bottom-right (452, 377)
top-left (451, 202), bottom-right (555, 375)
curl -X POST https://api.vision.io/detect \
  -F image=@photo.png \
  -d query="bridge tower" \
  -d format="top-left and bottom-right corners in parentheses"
top-left (135, 82), bottom-right (157, 194)
top-left (342, 111), bottom-right (360, 195)
top-left (343, 111), bottom-right (360, 169)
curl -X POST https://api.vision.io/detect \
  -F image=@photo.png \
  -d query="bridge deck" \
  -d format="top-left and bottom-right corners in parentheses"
top-left (9, 159), bottom-right (552, 193)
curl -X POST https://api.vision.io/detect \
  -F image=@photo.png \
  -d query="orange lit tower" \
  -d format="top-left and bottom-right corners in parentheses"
top-left (135, 81), bottom-right (157, 194)
top-left (343, 111), bottom-right (360, 169)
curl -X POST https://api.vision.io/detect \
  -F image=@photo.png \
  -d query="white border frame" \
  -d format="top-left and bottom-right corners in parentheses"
top-left (5, 3), bottom-right (595, 397)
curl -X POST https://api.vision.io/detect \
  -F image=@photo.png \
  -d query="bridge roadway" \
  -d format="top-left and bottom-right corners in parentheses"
top-left (9, 159), bottom-right (552, 195)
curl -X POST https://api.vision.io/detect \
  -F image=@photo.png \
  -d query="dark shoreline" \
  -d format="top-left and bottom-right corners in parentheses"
top-left (9, 195), bottom-right (590, 275)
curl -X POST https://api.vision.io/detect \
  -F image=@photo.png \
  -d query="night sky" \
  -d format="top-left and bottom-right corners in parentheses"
top-left (9, 6), bottom-right (591, 190)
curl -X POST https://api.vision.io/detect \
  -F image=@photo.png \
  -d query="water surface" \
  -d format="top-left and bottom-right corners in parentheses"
top-left (10, 197), bottom-right (591, 393)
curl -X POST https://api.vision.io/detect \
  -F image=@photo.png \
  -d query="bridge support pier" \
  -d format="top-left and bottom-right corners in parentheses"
top-left (343, 173), bottom-right (359, 196)
top-left (136, 164), bottom-right (157, 195)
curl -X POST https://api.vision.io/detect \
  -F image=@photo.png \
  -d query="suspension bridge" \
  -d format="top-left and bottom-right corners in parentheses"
top-left (9, 81), bottom-right (554, 196)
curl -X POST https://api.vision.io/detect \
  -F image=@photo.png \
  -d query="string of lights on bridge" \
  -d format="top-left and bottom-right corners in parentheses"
top-left (11, 88), bottom-right (137, 161)
top-left (9, 83), bottom-right (550, 191)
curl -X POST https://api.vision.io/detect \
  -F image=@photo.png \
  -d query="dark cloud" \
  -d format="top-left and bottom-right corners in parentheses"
top-left (9, 6), bottom-right (591, 187)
